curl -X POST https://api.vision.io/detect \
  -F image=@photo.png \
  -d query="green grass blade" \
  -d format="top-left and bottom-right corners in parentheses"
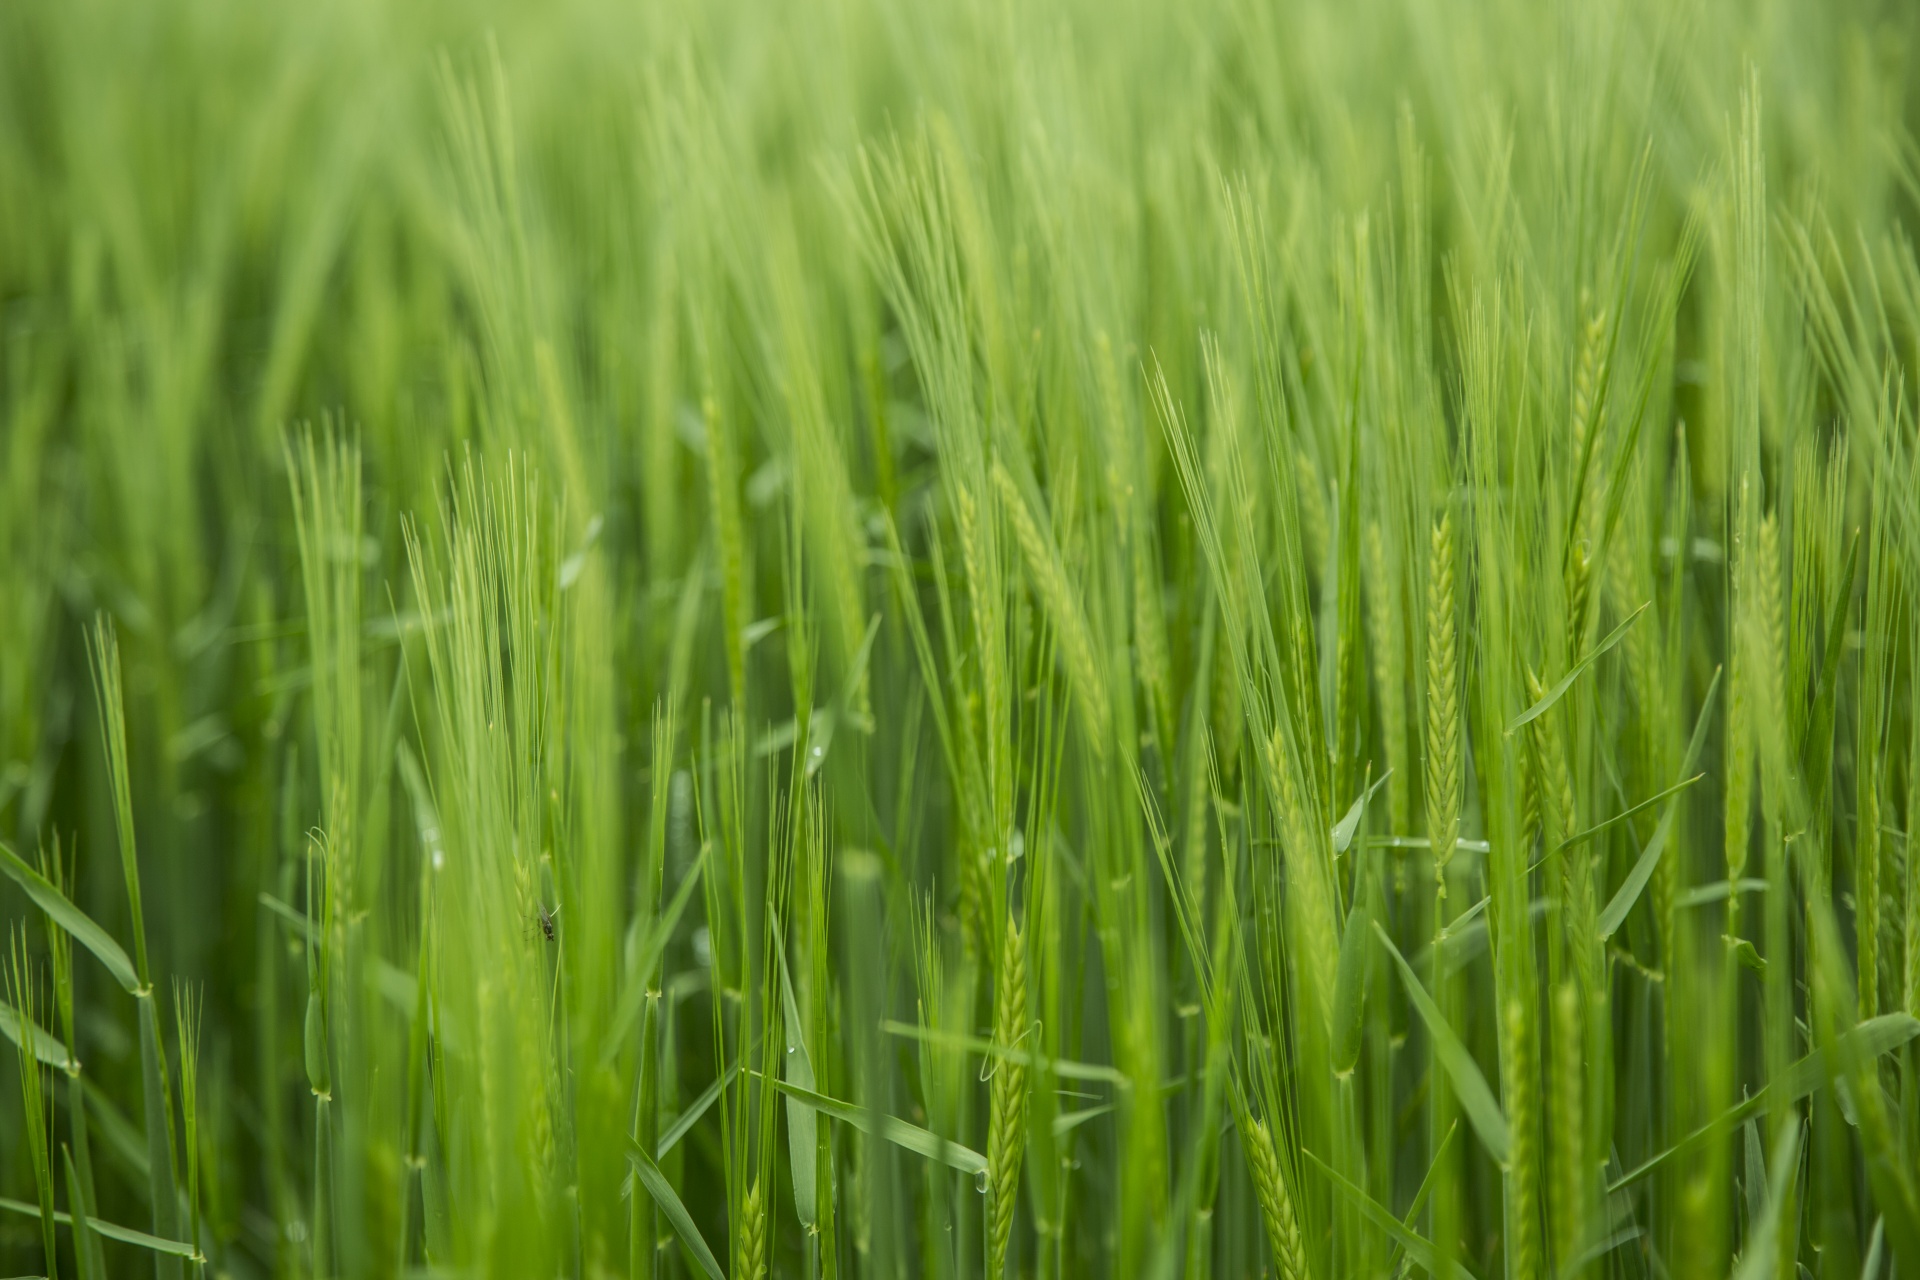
top-left (1860, 1217), bottom-right (1884, 1280)
top-left (1053, 1104), bottom-right (1115, 1138)
top-left (1505, 602), bottom-right (1647, 735)
top-left (761, 1073), bottom-right (989, 1179)
top-left (1373, 922), bottom-right (1510, 1163)
top-left (1731, 1119), bottom-right (1801, 1280)
top-left (1609, 1016), bottom-right (1918, 1191)
top-left (1330, 873), bottom-right (1373, 1076)
top-left (775, 941), bottom-right (818, 1226)
top-left (1, 999), bottom-right (74, 1071)
top-left (0, 844), bottom-right (139, 995)
top-left (625, 1139), bottom-right (726, 1280)
top-left (135, 993), bottom-right (182, 1280)
top-left (879, 1020), bottom-right (1132, 1086)
top-left (1556, 773), bottom-right (1704, 854)
top-left (601, 847), bottom-right (708, 1062)
top-left (1303, 1148), bottom-right (1481, 1280)
top-left (1675, 879), bottom-right (1770, 909)
top-left (1331, 768), bottom-right (1392, 855)
top-left (0, 1196), bottom-right (197, 1259)
top-left (61, 1148), bottom-right (97, 1280)
top-left (658, 1059), bottom-right (743, 1158)
top-left (1597, 665), bottom-right (1720, 939)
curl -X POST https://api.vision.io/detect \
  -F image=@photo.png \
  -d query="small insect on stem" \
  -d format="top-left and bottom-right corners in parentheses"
top-left (524, 903), bottom-right (561, 943)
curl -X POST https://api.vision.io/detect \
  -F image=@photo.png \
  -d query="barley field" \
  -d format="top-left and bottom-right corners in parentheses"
top-left (3, 0), bottom-right (1920, 1276)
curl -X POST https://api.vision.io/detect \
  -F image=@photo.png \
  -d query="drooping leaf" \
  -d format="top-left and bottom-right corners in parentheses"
top-left (880, 1020), bottom-right (1131, 1086)
top-left (658, 1059), bottom-right (742, 1158)
top-left (1730, 1120), bottom-right (1801, 1280)
top-left (1597, 665), bottom-right (1719, 939)
top-left (0, 1194), bottom-right (197, 1259)
top-left (1557, 773), bottom-right (1703, 854)
top-left (0, 842), bottom-right (139, 995)
top-left (0, 999), bottom-right (74, 1072)
top-left (625, 1140), bottom-right (726, 1280)
top-left (1373, 923), bottom-right (1510, 1163)
top-left (1611, 1016), bottom-right (1918, 1191)
top-left (1053, 1104), bottom-right (1115, 1138)
top-left (1675, 879), bottom-right (1769, 909)
top-left (1303, 1148), bottom-right (1482, 1280)
top-left (1802, 531), bottom-right (1861, 818)
top-left (1331, 768), bottom-right (1392, 855)
top-left (600, 847), bottom-right (708, 1062)
top-left (1329, 871), bottom-right (1374, 1076)
top-left (762, 1073), bottom-right (988, 1179)
top-left (64, 1145), bottom-right (101, 1280)
top-left (1506, 602), bottom-right (1648, 734)
top-left (775, 940), bottom-right (818, 1226)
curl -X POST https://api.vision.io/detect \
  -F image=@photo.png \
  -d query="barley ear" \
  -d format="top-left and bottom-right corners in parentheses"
top-left (987, 919), bottom-right (1029, 1277)
top-left (1549, 983), bottom-right (1584, 1276)
top-left (1244, 1116), bottom-right (1308, 1280)
top-left (1365, 520), bottom-right (1410, 836)
top-left (1424, 510), bottom-right (1460, 912)
top-left (1503, 995), bottom-right (1540, 1280)
top-left (736, 1175), bottom-right (766, 1280)
top-left (993, 460), bottom-right (1112, 753)
top-left (1858, 774), bottom-right (1879, 1018)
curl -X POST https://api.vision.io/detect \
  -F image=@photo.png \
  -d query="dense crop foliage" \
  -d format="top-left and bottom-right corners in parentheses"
top-left (5, 0), bottom-right (1920, 1276)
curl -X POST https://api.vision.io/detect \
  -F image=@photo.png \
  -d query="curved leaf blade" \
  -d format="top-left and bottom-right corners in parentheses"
top-left (0, 842), bottom-right (139, 994)
top-left (1597, 665), bottom-right (1720, 940)
top-left (762, 1074), bottom-right (987, 1178)
top-left (0, 1194), bottom-right (197, 1259)
top-left (625, 1140), bottom-right (726, 1280)
top-left (1506, 602), bottom-right (1647, 735)
top-left (1374, 922), bottom-right (1510, 1163)
top-left (0, 1000), bottom-right (74, 1072)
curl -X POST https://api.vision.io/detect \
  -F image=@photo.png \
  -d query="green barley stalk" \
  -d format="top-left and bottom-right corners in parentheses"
top-left (89, 618), bottom-right (183, 1280)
